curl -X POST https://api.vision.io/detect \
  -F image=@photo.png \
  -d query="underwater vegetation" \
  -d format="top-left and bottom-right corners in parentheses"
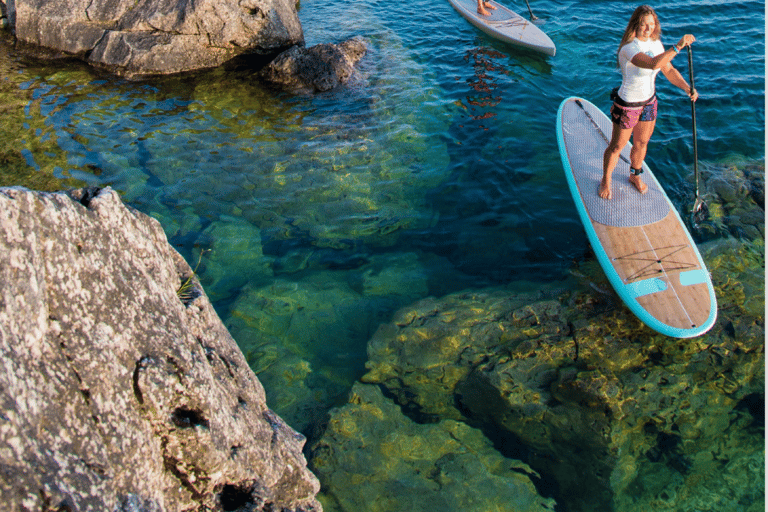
top-left (307, 159), bottom-right (765, 512)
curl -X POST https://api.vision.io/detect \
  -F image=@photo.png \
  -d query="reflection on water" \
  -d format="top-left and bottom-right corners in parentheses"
top-left (464, 47), bottom-right (506, 121)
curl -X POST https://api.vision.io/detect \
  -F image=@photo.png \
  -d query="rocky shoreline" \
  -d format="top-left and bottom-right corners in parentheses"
top-left (0, 0), bottom-right (367, 92)
top-left (0, 187), bottom-right (322, 511)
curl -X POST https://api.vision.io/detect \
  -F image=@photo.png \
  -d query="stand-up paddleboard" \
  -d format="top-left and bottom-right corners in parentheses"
top-left (556, 97), bottom-right (717, 338)
top-left (448, 0), bottom-right (556, 56)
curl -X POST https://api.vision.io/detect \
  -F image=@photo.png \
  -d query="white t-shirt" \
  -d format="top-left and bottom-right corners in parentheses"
top-left (617, 38), bottom-right (665, 103)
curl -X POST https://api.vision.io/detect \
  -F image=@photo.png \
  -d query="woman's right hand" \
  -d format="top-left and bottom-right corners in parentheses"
top-left (677, 34), bottom-right (696, 50)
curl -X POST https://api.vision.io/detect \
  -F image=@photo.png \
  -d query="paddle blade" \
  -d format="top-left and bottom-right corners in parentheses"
top-left (691, 197), bottom-right (708, 226)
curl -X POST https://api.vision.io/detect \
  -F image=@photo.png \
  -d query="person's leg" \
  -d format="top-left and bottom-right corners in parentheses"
top-left (600, 122), bottom-right (633, 199)
top-left (477, 0), bottom-right (490, 15)
top-left (628, 118), bottom-right (656, 194)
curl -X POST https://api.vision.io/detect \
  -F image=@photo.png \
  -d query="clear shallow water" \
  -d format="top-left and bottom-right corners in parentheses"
top-left (0, 0), bottom-right (764, 510)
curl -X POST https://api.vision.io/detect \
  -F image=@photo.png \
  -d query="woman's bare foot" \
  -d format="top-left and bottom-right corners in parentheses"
top-left (478, 1), bottom-right (495, 15)
top-left (629, 173), bottom-right (648, 194)
top-left (599, 177), bottom-right (612, 199)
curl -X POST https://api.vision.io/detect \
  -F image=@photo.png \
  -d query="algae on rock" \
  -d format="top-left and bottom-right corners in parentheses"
top-left (359, 237), bottom-right (764, 512)
top-left (310, 382), bottom-right (557, 512)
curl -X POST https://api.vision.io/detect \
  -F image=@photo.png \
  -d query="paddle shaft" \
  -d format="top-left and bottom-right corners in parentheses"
top-left (687, 46), bottom-right (700, 204)
top-left (523, 0), bottom-right (538, 20)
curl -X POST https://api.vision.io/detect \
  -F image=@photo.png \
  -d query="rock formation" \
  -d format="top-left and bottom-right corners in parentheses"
top-left (0, 2), bottom-right (8, 30)
top-left (4, 0), bottom-right (304, 77)
top-left (310, 382), bottom-right (557, 511)
top-left (0, 186), bottom-right (321, 511)
top-left (359, 262), bottom-right (764, 512)
top-left (260, 36), bottom-right (368, 93)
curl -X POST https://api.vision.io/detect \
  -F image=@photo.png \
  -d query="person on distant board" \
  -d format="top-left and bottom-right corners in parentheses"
top-left (599, 4), bottom-right (698, 200)
top-left (477, 0), bottom-right (496, 16)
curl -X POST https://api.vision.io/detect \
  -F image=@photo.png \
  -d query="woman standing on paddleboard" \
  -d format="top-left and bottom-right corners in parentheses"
top-left (599, 5), bottom-right (698, 200)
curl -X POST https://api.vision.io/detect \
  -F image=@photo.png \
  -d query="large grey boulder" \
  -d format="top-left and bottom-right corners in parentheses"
top-left (5, 0), bottom-right (303, 77)
top-left (0, 186), bottom-right (321, 511)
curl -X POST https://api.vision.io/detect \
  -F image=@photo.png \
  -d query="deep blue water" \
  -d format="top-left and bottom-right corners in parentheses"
top-left (0, 0), bottom-right (764, 510)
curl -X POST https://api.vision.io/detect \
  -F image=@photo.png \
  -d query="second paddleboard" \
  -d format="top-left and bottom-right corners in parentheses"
top-left (448, 0), bottom-right (556, 56)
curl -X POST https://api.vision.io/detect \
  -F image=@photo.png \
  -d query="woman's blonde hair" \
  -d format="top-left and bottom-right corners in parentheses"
top-left (617, 5), bottom-right (662, 66)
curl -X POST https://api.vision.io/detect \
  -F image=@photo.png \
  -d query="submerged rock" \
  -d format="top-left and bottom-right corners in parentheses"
top-left (361, 237), bottom-right (764, 512)
top-left (0, 186), bottom-right (321, 511)
top-left (227, 251), bottom-right (431, 434)
top-left (6, 0), bottom-right (304, 77)
top-left (310, 382), bottom-right (557, 512)
top-left (0, 2), bottom-right (7, 30)
top-left (260, 36), bottom-right (368, 93)
top-left (691, 157), bottom-right (765, 240)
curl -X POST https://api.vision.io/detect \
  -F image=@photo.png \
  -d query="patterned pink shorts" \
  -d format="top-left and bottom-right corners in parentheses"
top-left (610, 96), bottom-right (658, 129)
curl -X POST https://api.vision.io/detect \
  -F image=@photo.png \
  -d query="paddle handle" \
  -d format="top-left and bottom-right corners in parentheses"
top-left (687, 46), bottom-right (699, 198)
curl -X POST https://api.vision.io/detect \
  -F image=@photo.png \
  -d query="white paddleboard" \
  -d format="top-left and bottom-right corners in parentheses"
top-left (556, 97), bottom-right (717, 338)
top-left (448, 0), bottom-right (556, 56)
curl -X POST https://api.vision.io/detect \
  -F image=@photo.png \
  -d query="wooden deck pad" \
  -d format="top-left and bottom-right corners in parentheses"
top-left (593, 214), bottom-right (711, 330)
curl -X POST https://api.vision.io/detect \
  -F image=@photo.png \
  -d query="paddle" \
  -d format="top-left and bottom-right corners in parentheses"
top-left (523, 0), bottom-right (542, 24)
top-left (687, 46), bottom-right (707, 222)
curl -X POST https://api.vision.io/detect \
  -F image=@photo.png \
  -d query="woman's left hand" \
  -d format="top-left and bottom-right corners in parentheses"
top-left (689, 87), bottom-right (699, 102)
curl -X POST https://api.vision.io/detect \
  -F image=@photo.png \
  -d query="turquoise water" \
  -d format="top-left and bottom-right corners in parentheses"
top-left (0, 0), bottom-right (764, 510)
